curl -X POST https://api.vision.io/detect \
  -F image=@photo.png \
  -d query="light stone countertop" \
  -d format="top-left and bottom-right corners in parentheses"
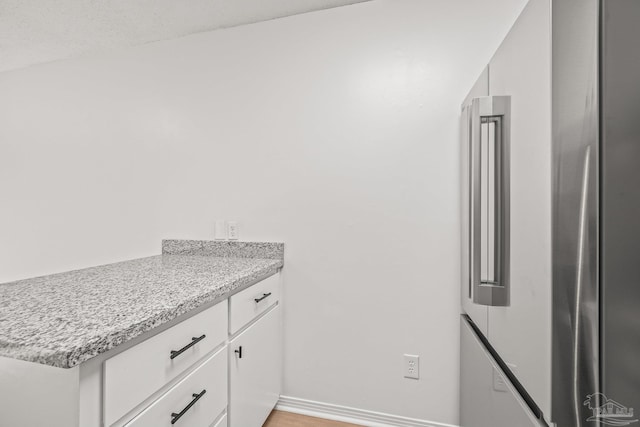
top-left (0, 241), bottom-right (284, 369)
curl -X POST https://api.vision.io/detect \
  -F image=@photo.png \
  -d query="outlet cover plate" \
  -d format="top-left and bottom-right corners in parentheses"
top-left (227, 221), bottom-right (239, 240)
top-left (403, 354), bottom-right (419, 380)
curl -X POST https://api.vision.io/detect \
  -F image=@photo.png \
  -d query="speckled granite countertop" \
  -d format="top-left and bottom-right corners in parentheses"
top-left (0, 241), bottom-right (284, 369)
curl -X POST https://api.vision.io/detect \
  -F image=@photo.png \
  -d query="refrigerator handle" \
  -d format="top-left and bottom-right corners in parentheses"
top-left (470, 96), bottom-right (511, 307)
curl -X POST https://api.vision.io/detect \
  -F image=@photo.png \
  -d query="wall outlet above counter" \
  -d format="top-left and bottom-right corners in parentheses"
top-left (214, 220), bottom-right (240, 241)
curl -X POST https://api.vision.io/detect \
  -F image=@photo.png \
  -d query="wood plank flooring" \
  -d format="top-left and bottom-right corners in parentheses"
top-left (263, 410), bottom-right (364, 427)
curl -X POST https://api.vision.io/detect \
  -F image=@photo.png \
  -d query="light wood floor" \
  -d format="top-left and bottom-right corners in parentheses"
top-left (263, 410), bottom-right (364, 427)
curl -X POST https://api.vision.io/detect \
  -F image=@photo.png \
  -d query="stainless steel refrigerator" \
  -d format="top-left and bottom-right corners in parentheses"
top-left (459, 0), bottom-right (640, 426)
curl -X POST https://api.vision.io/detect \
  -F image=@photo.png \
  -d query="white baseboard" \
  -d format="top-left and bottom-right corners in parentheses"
top-left (276, 395), bottom-right (458, 427)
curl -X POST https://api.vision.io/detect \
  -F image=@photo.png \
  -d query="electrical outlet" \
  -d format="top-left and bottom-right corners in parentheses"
top-left (227, 221), bottom-right (239, 240)
top-left (403, 354), bottom-right (419, 380)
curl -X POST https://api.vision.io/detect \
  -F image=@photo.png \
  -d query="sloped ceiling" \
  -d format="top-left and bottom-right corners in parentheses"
top-left (0, 0), bottom-right (371, 72)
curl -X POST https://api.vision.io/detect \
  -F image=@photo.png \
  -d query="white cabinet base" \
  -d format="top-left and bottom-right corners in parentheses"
top-left (229, 305), bottom-right (282, 427)
top-left (0, 272), bottom-right (282, 427)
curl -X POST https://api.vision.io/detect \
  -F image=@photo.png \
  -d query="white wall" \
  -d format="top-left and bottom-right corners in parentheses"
top-left (0, 0), bottom-right (527, 424)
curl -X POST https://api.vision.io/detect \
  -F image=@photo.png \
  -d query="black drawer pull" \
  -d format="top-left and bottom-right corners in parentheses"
top-left (235, 346), bottom-right (243, 359)
top-left (170, 389), bottom-right (206, 424)
top-left (254, 292), bottom-right (272, 303)
top-left (170, 335), bottom-right (206, 360)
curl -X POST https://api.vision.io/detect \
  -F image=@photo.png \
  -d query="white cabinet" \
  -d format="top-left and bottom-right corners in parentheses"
top-left (0, 271), bottom-right (282, 427)
top-left (229, 305), bottom-right (282, 427)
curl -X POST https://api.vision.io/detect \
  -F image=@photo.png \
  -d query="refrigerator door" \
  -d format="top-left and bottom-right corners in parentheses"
top-left (550, 0), bottom-right (600, 426)
top-left (601, 0), bottom-right (640, 417)
top-left (461, 67), bottom-right (490, 336)
top-left (460, 316), bottom-right (546, 427)
top-left (486, 0), bottom-right (553, 418)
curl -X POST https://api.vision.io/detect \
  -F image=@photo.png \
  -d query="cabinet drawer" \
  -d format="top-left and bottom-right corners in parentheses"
top-left (105, 302), bottom-right (228, 426)
top-left (124, 347), bottom-right (227, 427)
top-left (230, 273), bottom-right (279, 334)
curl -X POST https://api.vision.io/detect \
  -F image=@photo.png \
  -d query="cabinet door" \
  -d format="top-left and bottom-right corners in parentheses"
top-left (486, 0), bottom-right (552, 417)
top-left (229, 306), bottom-right (281, 427)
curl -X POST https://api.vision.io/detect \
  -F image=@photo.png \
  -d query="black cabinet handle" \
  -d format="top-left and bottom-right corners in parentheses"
top-left (170, 335), bottom-right (206, 360)
top-left (254, 292), bottom-right (272, 303)
top-left (235, 346), bottom-right (243, 359)
top-left (170, 389), bottom-right (206, 424)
